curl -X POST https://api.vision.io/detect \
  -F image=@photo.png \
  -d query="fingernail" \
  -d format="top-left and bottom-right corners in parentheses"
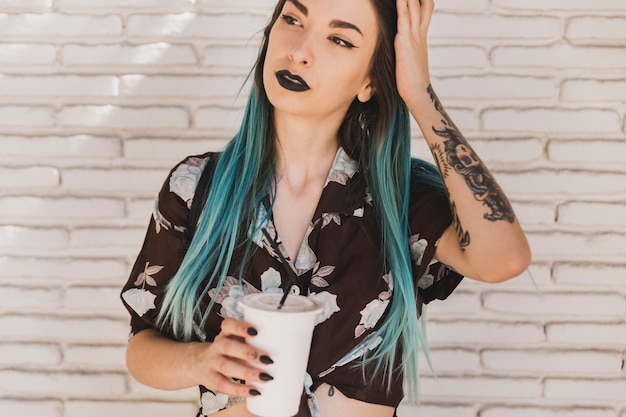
top-left (249, 389), bottom-right (261, 396)
top-left (247, 327), bottom-right (258, 336)
top-left (260, 373), bottom-right (274, 381)
top-left (260, 355), bottom-right (274, 364)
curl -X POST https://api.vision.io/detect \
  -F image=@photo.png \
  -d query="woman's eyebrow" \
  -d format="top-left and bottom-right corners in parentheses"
top-left (287, 0), bottom-right (308, 15)
top-left (330, 20), bottom-right (364, 37)
top-left (286, 0), bottom-right (363, 37)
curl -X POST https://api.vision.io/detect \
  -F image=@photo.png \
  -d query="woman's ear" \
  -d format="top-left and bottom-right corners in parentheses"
top-left (357, 83), bottom-right (375, 103)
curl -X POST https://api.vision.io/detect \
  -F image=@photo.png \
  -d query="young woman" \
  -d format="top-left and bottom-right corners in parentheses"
top-left (120, 0), bottom-right (531, 416)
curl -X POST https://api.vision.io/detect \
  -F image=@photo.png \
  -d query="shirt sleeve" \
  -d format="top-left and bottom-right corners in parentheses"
top-left (408, 165), bottom-right (464, 305)
top-left (120, 154), bottom-right (211, 338)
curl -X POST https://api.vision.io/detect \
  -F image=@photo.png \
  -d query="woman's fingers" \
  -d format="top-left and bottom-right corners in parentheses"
top-left (219, 318), bottom-right (273, 365)
top-left (407, 0), bottom-right (421, 34)
top-left (420, 0), bottom-right (435, 32)
top-left (396, 0), bottom-right (410, 34)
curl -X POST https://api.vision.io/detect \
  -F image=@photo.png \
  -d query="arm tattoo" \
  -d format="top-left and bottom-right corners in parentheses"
top-left (451, 201), bottom-right (471, 251)
top-left (427, 85), bottom-right (515, 224)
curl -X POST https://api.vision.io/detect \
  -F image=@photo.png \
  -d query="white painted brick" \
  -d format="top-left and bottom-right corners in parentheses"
top-left (558, 202), bottom-right (626, 228)
top-left (196, 0), bottom-right (275, 9)
top-left (430, 46), bottom-right (488, 69)
top-left (0, 226), bottom-right (69, 249)
top-left (0, 43), bottom-right (56, 65)
top-left (0, 257), bottom-right (128, 280)
top-left (421, 375), bottom-right (541, 399)
top-left (124, 138), bottom-right (228, 160)
top-left (0, 106), bottom-right (54, 127)
top-left (0, 0), bottom-right (51, 8)
top-left (0, 342), bottom-right (61, 365)
top-left (430, 14), bottom-right (560, 40)
top-left (121, 74), bottom-right (246, 98)
top-left (128, 380), bottom-right (199, 401)
top-left (470, 138), bottom-right (544, 164)
top-left (0, 315), bottom-right (128, 342)
top-left (434, 0), bottom-right (488, 11)
top-left (567, 17), bottom-right (626, 46)
top-left (57, 105), bottom-right (189, 129)
top-left (492, 45), bottom-right (626, 69)
top-left (0, 166), bottom-right (59, 188)
top-left (65, 401), bottom-right (199, 417)
top-left (496, 170), bottom-right (626, 195)
top-left (397, 403), bottom-right (475, 417)
top-left (0, 75), bottom-right (118, 97)
top-left (420, 348), bottom-right (480, 373)
top-left (126, 13), bottom-right (268, 39)
top-left (62, 168), bottom-right (165, 193)
top-left (2, 135), bottom-right (122, 158)
top-left (0, 400), bottom-right (62, 417)
top-left (61, 43), bottom-right (197, 66)
top-left (70, 227), bottom-right (145, 248)
top-left (482, 108), bottom-right (620, 133)
top-left (65, 344), bottom-right (126, 366)
top-left (127, 198), bottom-right (154, 221)
top-left (57, 0), bottom-right (193, 8)
top-left (548, 140), bottom-right (626, 165)
top-left (0, 285), bottom-right (63, 308)
top-left (512, 201), bottom-right (555, 227)
top-left (64, 286), bottom-right (125, 311)
top-left (482, 349), bottom-right (622, 374)
top-left (0, 370), bottom-right (127, 397)
top-left (483, 292), bottom-right (625, 317)
top-left (436, 75), bottom-right (557, 100)
top-left (203, 44), bottom-right (261, 69)
top-left (544, 378), bottom-right (626, 402)
top-left (425, 291), bottom-right (481, 315)
top-left (562, 80), bottom-right (626, 103)
top-left (195, 106), bottom-right (245, 130)
top-left (0, 13), bottom-right (122, 36)
top-left (427, 320), bottom-right (545, 345)
top-left (493, 0), bottom-right (626, 11)
top-left (482, 406), bottom-right (615, 417)
top-left (554, 263), bottom-right (626, 287)
top-left (0, 196), bottom-right (125, 219)
top-left (547, 323), bottom-right (626, 345)
top-left (527, 232), bottom-right (626, 257)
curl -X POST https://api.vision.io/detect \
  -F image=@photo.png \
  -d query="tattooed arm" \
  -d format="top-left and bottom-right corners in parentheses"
top-left (395, 0), bottom-right (530, 282)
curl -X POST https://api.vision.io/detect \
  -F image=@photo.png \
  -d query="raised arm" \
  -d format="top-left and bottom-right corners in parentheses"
top-left (395, 0), bottom-right (531, 282)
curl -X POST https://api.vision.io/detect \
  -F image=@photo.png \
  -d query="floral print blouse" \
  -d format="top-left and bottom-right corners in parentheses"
top-left (120, 148), bottom-right (463, 417)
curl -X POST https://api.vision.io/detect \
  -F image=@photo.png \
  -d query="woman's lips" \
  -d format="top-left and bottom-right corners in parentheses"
top-left (276, 70), bottom-right (310, 92)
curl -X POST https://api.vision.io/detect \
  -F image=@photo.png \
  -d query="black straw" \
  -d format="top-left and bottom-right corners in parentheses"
top-left (261, 228), bottom-right (300, 309)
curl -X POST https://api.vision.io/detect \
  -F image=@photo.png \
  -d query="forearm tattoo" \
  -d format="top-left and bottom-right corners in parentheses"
top-left (427, 85), bottom-right (515, 225)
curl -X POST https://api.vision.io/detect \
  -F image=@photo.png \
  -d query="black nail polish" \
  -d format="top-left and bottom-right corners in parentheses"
top-left (260, 373), bottom-right (274, 381)
top-left (249, 389), bottom-right (261, 396)
top-left (260, 355), bottom-right (274, 364)
top-left (247, 327), bottom-right (258, 336)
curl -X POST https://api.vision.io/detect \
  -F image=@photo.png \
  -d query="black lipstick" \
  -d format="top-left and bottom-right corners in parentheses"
top-left (276, 70), bottom-right (310, 92)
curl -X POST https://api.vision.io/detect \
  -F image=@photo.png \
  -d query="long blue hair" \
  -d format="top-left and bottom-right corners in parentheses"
top-left (157, 0), bottom-right (444, 402)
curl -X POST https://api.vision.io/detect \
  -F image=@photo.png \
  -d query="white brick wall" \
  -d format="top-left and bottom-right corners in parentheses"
top-left (0, 0), bottom-right (624, 416)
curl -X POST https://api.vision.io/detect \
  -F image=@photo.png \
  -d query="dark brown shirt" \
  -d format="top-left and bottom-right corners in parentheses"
top-left (121, 148), bottom-right (463, 416)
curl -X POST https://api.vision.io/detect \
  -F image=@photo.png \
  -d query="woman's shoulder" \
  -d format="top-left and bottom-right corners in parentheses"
top-left (165, 151), bottom-right (220, 207)
top-left (153, 151), bottom-right (220, 233)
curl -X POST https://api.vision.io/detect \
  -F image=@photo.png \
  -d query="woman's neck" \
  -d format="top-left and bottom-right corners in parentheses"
top-left (273, 111), bottom-right (342, 189)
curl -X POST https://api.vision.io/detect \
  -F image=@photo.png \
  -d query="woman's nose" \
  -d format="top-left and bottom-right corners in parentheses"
top-left (288, 33), bottom-right (314, 66)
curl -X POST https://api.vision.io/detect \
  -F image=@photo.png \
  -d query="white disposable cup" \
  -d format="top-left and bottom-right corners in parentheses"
top-left (239, 293), bottom-right (322, 417)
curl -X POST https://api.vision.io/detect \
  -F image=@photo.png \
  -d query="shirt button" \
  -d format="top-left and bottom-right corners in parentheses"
top-left (290, 285), bottom-right (300, 295)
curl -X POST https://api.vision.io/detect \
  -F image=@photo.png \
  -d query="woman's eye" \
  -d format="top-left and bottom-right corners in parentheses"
top-left (330, 36), bottom-right (355, 49)
top-left (281, 14), bottom-right (300, 26)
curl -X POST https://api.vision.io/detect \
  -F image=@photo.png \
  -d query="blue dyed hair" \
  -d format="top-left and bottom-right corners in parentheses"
top-left (158, 0), bottom-right (444, 402)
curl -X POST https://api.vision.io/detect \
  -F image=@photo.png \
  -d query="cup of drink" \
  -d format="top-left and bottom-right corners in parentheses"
top-left (239, 293), bottom-right (322, 417)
